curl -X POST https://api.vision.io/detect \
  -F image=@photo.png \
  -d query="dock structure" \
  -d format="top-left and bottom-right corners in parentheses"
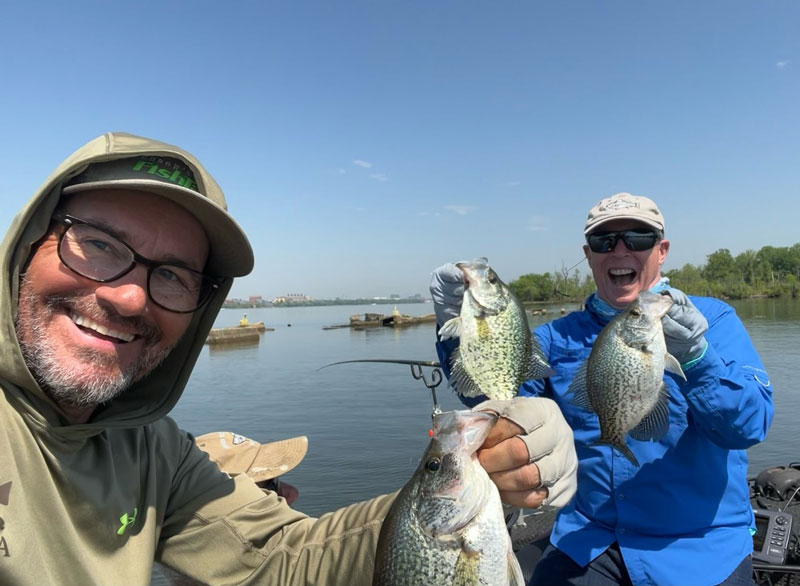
top-left (346, 312), bottom-right (437, 329)
top-left (321, 312), bottom-right (437, 330)
top-left (205, 322), bottom-right (272, 345)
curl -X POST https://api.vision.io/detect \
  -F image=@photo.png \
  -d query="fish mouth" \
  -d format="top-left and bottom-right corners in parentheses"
top-left (422, 493), bottom-right (457, 502)
top-left (456, 258), bottom-right (504, 316)
top-left (609, 268), bottom-right (636, 286)
top-left (639, 291), bottom-right (674, 318)
top-left (456, 258), bottom-right (489, 289)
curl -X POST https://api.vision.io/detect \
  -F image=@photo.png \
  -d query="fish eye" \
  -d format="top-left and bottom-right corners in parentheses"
top-left (425, 458), bottom-right (441, 473)
top-left (487, 270), bottom-right (498, 284)
top-left (629, 308), bottom-right (642, 317)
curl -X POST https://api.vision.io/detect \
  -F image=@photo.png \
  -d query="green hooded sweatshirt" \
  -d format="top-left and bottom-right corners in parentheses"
top-left (0, 133), bottom-right (393, 585)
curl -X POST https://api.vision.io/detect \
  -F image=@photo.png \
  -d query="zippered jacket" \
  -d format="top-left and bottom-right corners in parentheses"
top-left (0, 133), bottom-right (392, 585)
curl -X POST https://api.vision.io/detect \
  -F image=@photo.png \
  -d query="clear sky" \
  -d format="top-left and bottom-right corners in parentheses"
top-left (1, 1), bottom-right (798, 300)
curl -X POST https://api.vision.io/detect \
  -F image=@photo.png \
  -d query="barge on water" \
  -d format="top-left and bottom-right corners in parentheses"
top-left (205, 320), bottom-right (273, 345)
top-left (323, 309), bottom-right (437, 331)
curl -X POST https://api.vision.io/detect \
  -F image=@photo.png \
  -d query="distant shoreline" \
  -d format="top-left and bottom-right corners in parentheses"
top-left (222, 298), bottom-right (430, 309)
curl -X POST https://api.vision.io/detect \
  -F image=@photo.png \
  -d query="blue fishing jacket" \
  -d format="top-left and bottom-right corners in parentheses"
top-left (436, 294), bottom-right (774, 586)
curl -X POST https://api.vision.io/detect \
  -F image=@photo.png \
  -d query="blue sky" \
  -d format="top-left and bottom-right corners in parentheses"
top-left (1, 1), bottom-right (798, 300)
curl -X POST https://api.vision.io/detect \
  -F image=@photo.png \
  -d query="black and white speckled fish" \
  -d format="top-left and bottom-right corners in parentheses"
top-left (372, 410), bottom-right (524, 586)
top-left (568, 291), bottom-right (686, 466)
top-left (438, 258), bottom-right (553, 401)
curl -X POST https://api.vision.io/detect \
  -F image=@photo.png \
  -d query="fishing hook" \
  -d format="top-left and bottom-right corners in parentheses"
top-left (409, 362), bottom-right (443, 416)
top-left (317, 359), bottom-right (445, 418)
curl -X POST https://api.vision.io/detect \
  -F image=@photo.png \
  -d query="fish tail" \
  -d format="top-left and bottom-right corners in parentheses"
top-left (593, 439), bottom-right (640, 467)
top-left (615, 444), bottom-right (640, 467)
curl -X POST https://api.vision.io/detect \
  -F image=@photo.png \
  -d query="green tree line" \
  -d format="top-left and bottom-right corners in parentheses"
top-left (509, 243), bottom-right (800, 303)
top-left (509, 265), bottom-right (595, 304)
top-left (666, 244), bottom-right (800, 299)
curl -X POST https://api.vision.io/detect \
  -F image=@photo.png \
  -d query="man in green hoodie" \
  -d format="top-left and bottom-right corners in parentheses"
top-left (0, 132), bottom-right (578, 585)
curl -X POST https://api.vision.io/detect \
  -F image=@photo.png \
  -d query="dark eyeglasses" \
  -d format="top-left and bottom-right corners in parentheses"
top-left (52, 213), bottom-right (220, 313)
top-left (586, 229), bottom-right (661, 253)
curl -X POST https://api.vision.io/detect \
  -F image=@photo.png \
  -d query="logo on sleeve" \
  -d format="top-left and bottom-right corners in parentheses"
top-left (117, 507), bottom-right (138, 536)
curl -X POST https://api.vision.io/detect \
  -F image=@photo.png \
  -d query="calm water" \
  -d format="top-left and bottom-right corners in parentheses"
top-left (152, 299), bottom-right (798, 583)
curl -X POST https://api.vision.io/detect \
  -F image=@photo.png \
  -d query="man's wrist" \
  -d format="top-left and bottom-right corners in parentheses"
top-left (678, 338), bottom-right (709, 370)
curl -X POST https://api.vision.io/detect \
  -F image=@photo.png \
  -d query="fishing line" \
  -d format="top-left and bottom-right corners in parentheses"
top-left (553, 256), bottom-right (588, 298)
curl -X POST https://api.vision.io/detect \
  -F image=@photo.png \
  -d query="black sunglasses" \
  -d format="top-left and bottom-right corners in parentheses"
top-left (586, 229), bottom-right (661, 253)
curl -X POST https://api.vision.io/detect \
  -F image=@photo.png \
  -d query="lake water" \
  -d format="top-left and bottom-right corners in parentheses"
top-left (152, 298), bottom-right (798, 583)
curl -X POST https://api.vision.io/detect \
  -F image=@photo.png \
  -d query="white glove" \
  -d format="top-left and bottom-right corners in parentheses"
top-left (475, 397), bottom-right (578, 508)
top-left (662, 287), bottom-right (708, 364)
top-left (429, 263), bottom-right (465, 326)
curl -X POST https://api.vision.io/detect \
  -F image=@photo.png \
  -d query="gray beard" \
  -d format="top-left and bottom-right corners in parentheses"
top-left (15, 281), bottom-right (175, 409)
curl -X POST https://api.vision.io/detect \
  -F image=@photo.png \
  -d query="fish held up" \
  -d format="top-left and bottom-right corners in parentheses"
top-left (372, 409), bottom-right (524, 586)
top-left (438, 257), bottom-right (553, 401)
top-left (568, 290), bottom-right (685, 466)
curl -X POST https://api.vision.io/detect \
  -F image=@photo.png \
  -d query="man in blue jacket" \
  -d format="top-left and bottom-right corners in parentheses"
top-left (430, 192), bottom-right (773, 586)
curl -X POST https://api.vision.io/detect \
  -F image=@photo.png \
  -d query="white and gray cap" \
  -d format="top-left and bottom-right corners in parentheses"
top-left (584, 192), bottom-right (665, 236)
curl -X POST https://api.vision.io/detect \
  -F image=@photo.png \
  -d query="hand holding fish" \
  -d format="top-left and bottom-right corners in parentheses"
top-left (475, 397), bottom-right (578, 508)
top-left (662, 287), bottom-right (709, 364)
top-left (372, 410), bottom-right (526, 585)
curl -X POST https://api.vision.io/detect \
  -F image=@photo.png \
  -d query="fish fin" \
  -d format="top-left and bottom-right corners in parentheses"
top-left (665, 352), bottom-right (686, 380)
top-left (629, 384), bottom-right (670, 442)
top-left (448, 350), bottom-right (484, 398)
top-left (452, 549), bottom-right (480, 586)
top-left (438, 316), bottom-right (462, 340)
top-left (508, 542), bottom-right (525, 586)
top-left (615, 442), bottom-right (640, 467)
top-left (567, 360), bottom-right (594, 412)
top-left (526, 336), bottom-right (555, 380)
top-left (595, 438), bottom-right (640, 467)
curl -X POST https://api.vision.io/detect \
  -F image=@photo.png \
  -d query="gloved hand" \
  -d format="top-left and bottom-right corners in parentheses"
top-left (662, 287), bottom-right (708, 365)
top-left (473, 397), bottom-right (578, 509)
top-left (429, 263), bottom-right (465, 325)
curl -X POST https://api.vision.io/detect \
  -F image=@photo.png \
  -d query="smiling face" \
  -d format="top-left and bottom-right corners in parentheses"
top-left (15, 189), bottom-right (209, 420)
top-left (584, 219), bottom-right (670, 309)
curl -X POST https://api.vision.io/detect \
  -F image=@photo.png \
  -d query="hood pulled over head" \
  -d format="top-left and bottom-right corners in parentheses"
top-left (0, 132), bottom-right (253, 432)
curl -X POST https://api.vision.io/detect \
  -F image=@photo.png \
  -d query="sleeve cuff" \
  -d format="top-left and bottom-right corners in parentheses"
top-left (680, 339), bottom-right (709, 371)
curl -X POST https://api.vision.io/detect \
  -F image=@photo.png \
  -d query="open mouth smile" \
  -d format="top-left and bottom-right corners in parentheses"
top-left (69, 312), bottom-right (136, 343)
top-left (609, 268), bottom-right (637, 286)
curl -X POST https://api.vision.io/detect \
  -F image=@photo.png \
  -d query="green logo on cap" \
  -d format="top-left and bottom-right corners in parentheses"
top-left (132, 160), bottom-right (198, 191)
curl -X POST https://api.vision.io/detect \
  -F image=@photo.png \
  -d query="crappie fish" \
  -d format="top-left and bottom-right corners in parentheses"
top-left (438, 258), bottom-right (552, 400)
top-left (372, 410), bottom-right (524, 586)
top-left (568, 291), bottom-right (685, 466)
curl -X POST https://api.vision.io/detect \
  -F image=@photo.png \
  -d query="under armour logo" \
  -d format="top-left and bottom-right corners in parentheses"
top-left (117, 507), bottom-right (138, 535)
